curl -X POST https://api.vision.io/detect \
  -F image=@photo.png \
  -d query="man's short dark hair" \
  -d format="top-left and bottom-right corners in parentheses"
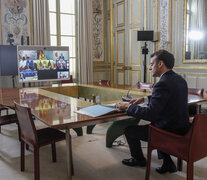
top-left (151, 50), bottom-right (175, 69)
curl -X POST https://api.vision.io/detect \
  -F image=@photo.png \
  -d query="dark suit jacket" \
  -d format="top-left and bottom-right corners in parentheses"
top-left (127, 70), bottom-right (189, 134)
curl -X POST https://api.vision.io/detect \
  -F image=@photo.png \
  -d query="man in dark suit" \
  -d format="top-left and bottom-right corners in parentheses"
top-left (116, 50), bottom-right (190, 174)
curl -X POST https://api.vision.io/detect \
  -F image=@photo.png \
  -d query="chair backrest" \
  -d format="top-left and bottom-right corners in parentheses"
top-left (188, 88), bottom-right (204, 95)
top-left (98, 80), bottom-right (111, 87)
top-left (61, 75), bottom-right (73, 84)
top-left (190, 114), bottom-right (207, 162)
top-left (137, 82), bottom-right (154, 90)
top-left (14, 102), bottom-right (38, 146)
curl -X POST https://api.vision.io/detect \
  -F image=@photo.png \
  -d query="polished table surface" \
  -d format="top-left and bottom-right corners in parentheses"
top-left (0, 87), bottom-right (130, 129)
top-left (1, 86), bottom-right (207, 128)
top-left (188, 93), bottom-right (207, 105)
top-left (1, 85), bottom-right (207, 179)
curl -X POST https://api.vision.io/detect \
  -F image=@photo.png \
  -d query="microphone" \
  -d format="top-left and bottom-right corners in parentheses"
top-left (122, 82), bottom-right (139, 102)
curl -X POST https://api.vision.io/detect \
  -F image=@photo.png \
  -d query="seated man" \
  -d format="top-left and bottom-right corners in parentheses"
top-left (116, 50), bottom-right (190, 174)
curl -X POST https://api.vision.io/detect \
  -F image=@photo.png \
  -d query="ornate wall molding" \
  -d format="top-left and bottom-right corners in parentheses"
top-left (92, 0), bottom-right (105, 63)
top-left (0, 0), bottom-right (31, 45)
top-left (160, 0), bottom-right (168, 49)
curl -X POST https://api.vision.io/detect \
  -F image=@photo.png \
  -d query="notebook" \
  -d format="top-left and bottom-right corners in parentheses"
top-left (75, 104), bottom-right (118, 117)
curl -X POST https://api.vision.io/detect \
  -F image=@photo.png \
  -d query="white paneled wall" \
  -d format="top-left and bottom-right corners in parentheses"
top-left (186, 76), bottom-right (197, 88)
top-left (131, 70), bottom-right (141, 85)
top-left (185, 73), bottom-right (207, 91)
top-left (117, 70), bottom-right (124, 85)
top-left (197, 77), bottom-right (207, 90)
top-left (93, 71), bottom-right (106, 82)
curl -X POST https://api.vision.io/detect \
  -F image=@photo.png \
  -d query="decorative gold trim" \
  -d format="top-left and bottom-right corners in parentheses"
top-left (144, 0), bottom-right (147, 29)
top-left (93, 65), bottom-right (111, 69)
top-left (104, 0), bottom-right (107, 64)
top-left (129, 0), bottom-right (141, 25)
top-left (116, 29), bottom-right (125, 66)
top-left (29, 0), bottom-right (33, 45)
top-left (93, 70), bottom-right (107, 73)
top-left (184, 72), bottom-right (207, 76)
top-left (116, 1), bottom-right (125, 27)
top-left (176, 0), bottom-right (179, 63)
top-left (151, 2), bottom-right (156, 52)
top-left (74, 1), bottom-right (77, 79)
top-left (93, 0), bottom-right (106, 64)
top-left (110, 0), bottom-right (114, 87)
top-left (130, 70), bottom-right (141, 86)
top-left (183, 59), bottom-right (207, 63)
top-left (174, 66), bottom-right (207, 70)
top-left (129, 27), bottom-right (141, 66)
top-left (182, 0), bottom-right (207, 63)
top-left (107, 18), bottom-right (111, 63)
top-left (57, 0), bottom-right (61, 45)
top-left (183, 72), bottom-right (207, 79)
top-left (116, 69), bottom-right (125, 85)
top-left (172, 0), bottom-right (179, 63)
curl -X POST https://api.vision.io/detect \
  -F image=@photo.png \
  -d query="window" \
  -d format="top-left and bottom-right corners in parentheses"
top-left (49, 0), bottom-right (77, 78)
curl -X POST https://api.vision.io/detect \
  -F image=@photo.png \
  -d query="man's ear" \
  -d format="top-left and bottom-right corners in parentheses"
top-left (158, 60), bottom-right (164, 68)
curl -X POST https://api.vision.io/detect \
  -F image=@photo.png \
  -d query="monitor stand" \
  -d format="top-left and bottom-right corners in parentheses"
top-left (11, 76), bottom-right (15, 88)
top-left (22, 82), bottom-right (31, 87)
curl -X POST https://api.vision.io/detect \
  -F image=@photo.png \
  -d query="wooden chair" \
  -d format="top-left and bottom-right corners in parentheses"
top-left (145, 114), bottom-right (207, 180)
top-left (0, 105), bottom-right (18, 134)
top-left (61, 75), bottom-right (73, 84)
top-left (0, 105), bottom-right (9, 115)
top-left (188, 88), bottom-right (204, 116)
top-left (98, 80), bottom-right (111, 87)
top-left (0, 113), bottom-right (18, 133)
top-left (14, 102), bottom-right (66, 180)
top-left (188, 88), bottom-right (204, 95)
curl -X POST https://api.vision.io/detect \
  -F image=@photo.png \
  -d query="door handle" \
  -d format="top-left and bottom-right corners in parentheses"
top-left (122, 66), bottom-right (132, 70)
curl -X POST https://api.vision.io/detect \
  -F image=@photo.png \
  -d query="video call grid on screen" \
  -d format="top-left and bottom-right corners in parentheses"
top-left (17, 46), bottom-right (70, 83)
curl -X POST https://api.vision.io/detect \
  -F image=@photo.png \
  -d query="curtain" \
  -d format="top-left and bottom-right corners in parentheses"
top-left (78, 0), bottom-right (93, 84)
top-left (32, 0), bottom-right (50, 45)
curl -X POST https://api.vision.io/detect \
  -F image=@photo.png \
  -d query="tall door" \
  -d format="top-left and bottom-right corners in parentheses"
top-left (113, 0), bottom-right (149, 88)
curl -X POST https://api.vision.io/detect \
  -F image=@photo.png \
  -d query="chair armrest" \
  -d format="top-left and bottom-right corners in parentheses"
top-left (148, 125), bottom-right (190, 159)
top-left (149, 125), bottom-right (184, 139)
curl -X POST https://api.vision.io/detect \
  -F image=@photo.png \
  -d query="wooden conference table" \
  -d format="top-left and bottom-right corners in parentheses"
top-left (0, 85), bottom-right (207, 179)
top-left (0, 86), bottom-right (130, 180)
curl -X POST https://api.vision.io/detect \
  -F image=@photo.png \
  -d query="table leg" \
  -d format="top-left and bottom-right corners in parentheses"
top-left (196, 105), bottom-right (201, 114)
top-left (66, 128), bottom-right (73, 180)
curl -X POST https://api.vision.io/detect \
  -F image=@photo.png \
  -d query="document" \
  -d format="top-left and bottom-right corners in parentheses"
top-left (102, 103), bottom-right (116, 108)
top-left (75, 104), bottom-right (118, 117)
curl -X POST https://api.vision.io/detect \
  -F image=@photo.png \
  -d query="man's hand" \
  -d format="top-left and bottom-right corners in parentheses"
top-left (129, 97), bottom-right (144, 104)
top-left (115, 102), bottom-right (130, 110)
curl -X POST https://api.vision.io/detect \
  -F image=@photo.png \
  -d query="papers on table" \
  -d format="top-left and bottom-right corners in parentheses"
top-left (102, 103), bottom-right (116, 108)
top-left (75, 104), bottom-right (118, 117)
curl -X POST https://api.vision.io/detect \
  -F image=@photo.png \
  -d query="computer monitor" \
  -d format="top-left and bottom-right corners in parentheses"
top-left (17, 45), bottom-right (70, 83)
top-left (137, 31), bottom-right (154, 41)
top-left (0, 45), bottom-right (18, 76)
